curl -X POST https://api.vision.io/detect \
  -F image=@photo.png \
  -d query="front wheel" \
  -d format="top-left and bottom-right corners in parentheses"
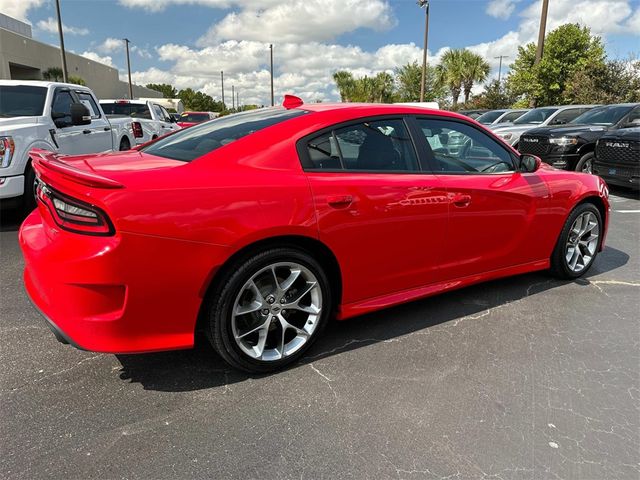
top-left (575, 152), bottom-right (594, 173)
top-left (550, 203), bottom-right (602, 279)
top-left (206, 248), bottom-right (332, 373)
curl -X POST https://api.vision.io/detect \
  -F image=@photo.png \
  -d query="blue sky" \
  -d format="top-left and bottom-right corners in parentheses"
top-left (2, 0), bottom-right (639, 104)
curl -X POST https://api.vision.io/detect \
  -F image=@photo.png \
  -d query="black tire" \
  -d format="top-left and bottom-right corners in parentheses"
top-left (205, 247), bottom-right (333, 373)
top-left (575, 152), bottom-right (594, 173)
top-left (550, 203), bottom-right (602, 279)
top-left (119, 137), bottom-right (131, 151)
top-left (22, 164), bottom-right (37, 214)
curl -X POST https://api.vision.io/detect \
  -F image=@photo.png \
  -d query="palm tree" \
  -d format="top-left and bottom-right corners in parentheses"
top-left (435, 49), bottom-right (465, 108)
top-left (333, 71), bottom-right (355, 102)
top-left (373, 72), bottom-right (395, 103)
top-left (460, 50), bottom-right (491, 104)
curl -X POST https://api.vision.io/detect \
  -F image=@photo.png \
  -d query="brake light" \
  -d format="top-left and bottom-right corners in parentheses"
top-left (131, 121), bottom-right (143, 138)
top-left (35, 179), bottom-right (115, 236)
top-left (116, 100), bottom-right (130, 104)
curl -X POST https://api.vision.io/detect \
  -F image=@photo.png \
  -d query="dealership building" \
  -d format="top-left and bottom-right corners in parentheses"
top-left (0, 13), bottom-right (160, 100)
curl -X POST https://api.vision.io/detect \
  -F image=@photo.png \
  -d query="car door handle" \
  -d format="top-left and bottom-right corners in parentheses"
top-left (83, 129), bottom-right (92, 134)
top-left (103, 127), bottom-right (111, 131)
top-left (327, 195), bottom-right (353, 208)
top-left (451, 193), bottom-right (471, 207)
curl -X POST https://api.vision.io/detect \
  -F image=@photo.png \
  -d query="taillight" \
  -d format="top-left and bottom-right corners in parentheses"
top-left (35, 179), bottom-right (115, 236)
top-left (132, 121), bottom-right (143, 138)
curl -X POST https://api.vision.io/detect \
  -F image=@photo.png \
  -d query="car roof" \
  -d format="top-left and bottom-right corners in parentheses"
top-left (0, 79), bottom-right (91, 90)
top-left (298, 102), bottom-right (465, 120)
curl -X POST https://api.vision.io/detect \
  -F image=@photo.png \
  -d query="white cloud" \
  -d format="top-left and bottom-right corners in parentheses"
top-left (198, 0), bottom-right (395, 44)
top-left (0, 0), bottom-right (44, 22)
top-left (97, 37), bottom-right (125, 53)
top-left (36, 17), bottom-right (89, 35)
top-left (118, 0), bottom-right (231, 13)
top-left (486, 0), bottom-right (518, 20)
top-left (80, 51), bottom-right (115, 67)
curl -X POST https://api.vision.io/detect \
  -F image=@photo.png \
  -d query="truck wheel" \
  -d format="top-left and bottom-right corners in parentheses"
top-left (575, 152), bottom-right (594, 173)
top-left (22, 164), bottom-right (37, 214)
top-left (119, 138), bottom-right (131, 151)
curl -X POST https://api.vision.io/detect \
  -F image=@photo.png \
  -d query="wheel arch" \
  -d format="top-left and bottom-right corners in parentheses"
top-left (574, 194), bottom-right (608, 251)
top-left (195, 234), bottom-right (343, 334)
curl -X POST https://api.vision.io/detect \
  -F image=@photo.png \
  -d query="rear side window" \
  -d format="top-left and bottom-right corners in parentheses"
top-left (142, 108), bottom-right (306, 162)
top-left (304, 118), bottom-right (419, 172)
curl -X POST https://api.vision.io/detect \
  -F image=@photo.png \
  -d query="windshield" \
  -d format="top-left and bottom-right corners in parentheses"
top-left (142, 107), bottom-right (306, 162)
top-left (570, 105), bottom-right (634, 126)
top-left (180, 113), bottom-right (210, 123)
top-left (475, 110), bottom-right (505, 124)
top-left (0, 86), bottom-right (47, 117)
top-left (513, 107), bottom-right (558, 125)
top-left (100, 102), bottom-right (151, 119)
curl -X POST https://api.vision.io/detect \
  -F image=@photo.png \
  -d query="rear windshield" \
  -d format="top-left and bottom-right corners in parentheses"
top-left (0, 86), bottom-right (47, 117)
top-left (100, 102), bottom-right (152, 119)
top-left (571, 105), bottom-right (634, 126)
top-left (475, 110), bottom-right (505, 124)
top-left (180, 113), bottom-right (210, 123)
top-left (513, 107), bottom-right (558, 124)
top-left (142, 107), bottom-right (306, 162)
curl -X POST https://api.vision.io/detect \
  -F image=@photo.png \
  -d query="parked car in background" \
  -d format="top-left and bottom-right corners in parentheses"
top-left (0, 80), bottom-right (137, 210)
top-left (177, 111), bottom-right (219, 128)
top-left (170, 112), bottom-right (181, 122)
top-left (458, 109), bottom-right (488, 119)
top-left (99, 99), bottom-right (180, 145)
top-left (593, 127), bottom-right (640, 190)
top-left (518, 103), bottom-right (640, 172)
top-left (475, 109), bottom-right (529, 126)
top-left (20, 97), bottom-right (610, 373)
top-left (492, 105), bottom-right (596, 147)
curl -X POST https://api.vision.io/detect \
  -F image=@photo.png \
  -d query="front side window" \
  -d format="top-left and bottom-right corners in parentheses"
top-left (475, 110), bottom-right (505, 124)
top-left (51, 90), bottom-right (74, 127)
top-left (417, 118), bottom-right (515, 174)
top-left (501, 110), bottom-right (527, 122)
top-left (0, 85), bottom-right (47, 117)
top-left (304, 118), bottom-right (419, 172)
top-left (142, 107), bottom-right (306, 162)
top-left (77, 92), bottom-right (100, 119)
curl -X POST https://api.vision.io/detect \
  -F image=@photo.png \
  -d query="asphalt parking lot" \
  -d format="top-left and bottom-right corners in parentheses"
top-left (1, 189), bottom-right (639, 480)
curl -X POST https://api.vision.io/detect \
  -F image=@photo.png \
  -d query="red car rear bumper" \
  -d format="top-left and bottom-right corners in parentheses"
top-left (20, 209), bottom-right (230, 353)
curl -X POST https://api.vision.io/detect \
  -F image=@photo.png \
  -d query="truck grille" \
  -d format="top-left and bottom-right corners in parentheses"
top-left (518, 136), bottom-right (550, 156)
top-left (596, 140), bottom-right (640, 164)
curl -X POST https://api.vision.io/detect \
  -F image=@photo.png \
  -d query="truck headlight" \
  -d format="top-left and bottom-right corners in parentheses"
top-left (497, 133), bottom-right (513, 141)
top-left (0, 136), bottom-right (15, 168)
top-left (549, 137), bottom-right (578, 146)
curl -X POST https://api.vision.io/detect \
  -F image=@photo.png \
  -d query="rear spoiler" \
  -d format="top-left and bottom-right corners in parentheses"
top-left (30, 149), bottom-right (124, 189)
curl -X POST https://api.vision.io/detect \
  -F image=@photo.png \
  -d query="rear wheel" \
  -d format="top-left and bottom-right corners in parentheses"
top-left (550, 203), bottom-right (602, 279)
top-left (575, 152), bottom-right (594, 173)
top-left (119, 137), bottom-right (131, 151)
top-left (206, 248), bottom-right (332, 373)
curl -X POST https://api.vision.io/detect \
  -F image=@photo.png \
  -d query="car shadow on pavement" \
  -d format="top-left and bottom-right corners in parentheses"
top-left (0, 206), bottom-right (25, 232)
top-left (115, 245), bottom-right (630, 393)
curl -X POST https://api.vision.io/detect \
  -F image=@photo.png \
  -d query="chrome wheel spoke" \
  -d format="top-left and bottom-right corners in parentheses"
top-left (254, 327), bottom-right (269, 358)
top-left (280, 268), bottom-right (301, 291)
top-left (235, 299), bottom-right (263, 316)
top-left (236, 317), bottom-right (270, 340)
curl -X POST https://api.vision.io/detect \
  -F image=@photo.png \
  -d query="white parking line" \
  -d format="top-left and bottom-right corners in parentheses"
top-left (614, 210), bottom-right (640, 213)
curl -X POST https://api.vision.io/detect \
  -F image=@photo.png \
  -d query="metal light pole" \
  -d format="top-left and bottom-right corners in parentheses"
top-left (221, 71), bottom-right (225, 108)
top-left (269, 44), bottom-right (274, 106)
top-left (494, 55), bottom-right (509, 84)
top-left (54, 0), bottom-right (68, 82)
top-left (418, 0), bottom-right (430, 102)
top-left (531, 0), bottom-right (550, 107)
top-left (236, 90), bottom-right (239, 110)
top-left (232, 85), bottom-right (235, 110)
top-left (124, 38), bottom-right (133, 99)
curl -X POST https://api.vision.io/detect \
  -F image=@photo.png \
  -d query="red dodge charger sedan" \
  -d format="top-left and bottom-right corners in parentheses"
top-left (20, 97), bottom-right (610, 373)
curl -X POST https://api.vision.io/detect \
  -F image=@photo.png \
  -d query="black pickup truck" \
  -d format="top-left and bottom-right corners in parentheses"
top-left (593, 127), bottom-right (640, 190)
top-left (518, 103), bottom-right (640, 172)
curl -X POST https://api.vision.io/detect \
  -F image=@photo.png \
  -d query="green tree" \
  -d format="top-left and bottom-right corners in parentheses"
top-left (564, 58), bottom-right (640, 104)
top-left (394, 61), bottom-right (445, 102)
top-left (333, 71), bottom-right (356, 102)
top-left (506, 24), bottom-right (606, 106)
top-left (42, 67), bottom-right (63, 82)
top-left (178, 88), bottom-right (224, 112)
top-left (68, 75), bottom-right (86, 86)
top-left (435, 49), bottom-right (465, 108)
top-left (470, 79), bottom-right (518, 109)
top-left (460, 50), bottom-right (491, 104)
top-left (146, 83), bottom-right (178, 98)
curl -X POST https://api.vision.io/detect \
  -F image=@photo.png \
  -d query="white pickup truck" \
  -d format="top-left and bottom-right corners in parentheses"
top-left (99, 99), bottom-right (180, 145)
top-left (0, 80), bottom-right (137, 209)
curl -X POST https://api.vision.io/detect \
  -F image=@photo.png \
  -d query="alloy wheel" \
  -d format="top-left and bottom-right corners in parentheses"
top-left (565, 211), bottom-right (599, 273)
top-left (231, 262), bottom-right (322, 361)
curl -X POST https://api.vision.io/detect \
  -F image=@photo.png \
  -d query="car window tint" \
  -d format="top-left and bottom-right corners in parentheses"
top-left (628, 107), bottom-right (640, 123)
top-left (0, 85), bottom-right (47, 117)
top-left (417, 118), bottom-right (515, 174)
top-left (501, 111), bottom-right (525, 122)
top-left (130, 104), bottom-right (152, 119)
top-left (142, 107), bottom-right (306, 162)
top-left (550, 109), bottom-right (581, 125)
top-left (52, 91), bottom-right (74, 126)
top-left (306, 119), bottom-right (418, 172)
top-left (77, 92), bottom-right (100, 119)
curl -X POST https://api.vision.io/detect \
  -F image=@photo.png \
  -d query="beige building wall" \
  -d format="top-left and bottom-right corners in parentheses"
top-left (0, 27), bottom-right (161, 100)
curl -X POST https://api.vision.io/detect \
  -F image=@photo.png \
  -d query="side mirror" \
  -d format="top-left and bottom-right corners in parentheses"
top-left (70, 103), bottom-right (91, 126)
top-left (521, 154), bottom-right (541, 173)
